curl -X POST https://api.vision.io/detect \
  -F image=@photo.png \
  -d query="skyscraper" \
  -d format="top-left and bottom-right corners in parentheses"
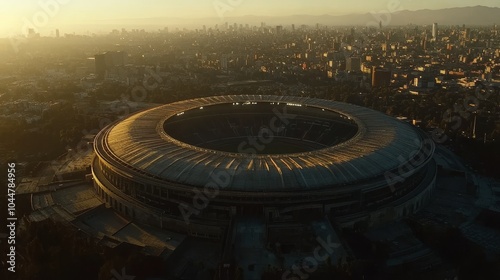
top-left (220, 54), bottom-right (229, 71)
top-left (432, 23), bottom-right (438, 40)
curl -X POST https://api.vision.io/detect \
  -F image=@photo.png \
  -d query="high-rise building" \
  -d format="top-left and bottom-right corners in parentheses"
top-left (372, 67), bottom-right (391, 88)
top-left (94, 54), bottom-right (107, 79)
top-left (332, 41), bottom-right (340, 51)
top-left (220, 54), bottom-right (229, 71)
top-left (94, 51), bottom-right (127, 80)
top-left (432, 23), bottom-right (438, 40)
top-left (422, 38), bottom-right (427, 51)
top-left (464, 28), bottom-right (470, 40)
top-left (276, 25), bottom-right (283, 35)
top-left (346, 57), bottom-right (361, 72)
top-left (56, 29), bottom-right (60, 38)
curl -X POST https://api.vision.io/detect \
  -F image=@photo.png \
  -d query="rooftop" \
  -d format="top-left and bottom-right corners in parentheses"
top-left (98, 95), bottom-right (429, 191)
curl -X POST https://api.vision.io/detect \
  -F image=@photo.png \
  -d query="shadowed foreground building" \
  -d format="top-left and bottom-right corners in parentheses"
top-left (91, 95), bottom-right (437, 239)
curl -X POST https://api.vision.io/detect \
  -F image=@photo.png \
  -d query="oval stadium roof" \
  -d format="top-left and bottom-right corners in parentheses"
top-left (100, 95), bottom-right (425, 191)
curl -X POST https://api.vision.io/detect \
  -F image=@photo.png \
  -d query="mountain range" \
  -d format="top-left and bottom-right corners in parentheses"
top-left (80, 6), bottom-right (499, 32)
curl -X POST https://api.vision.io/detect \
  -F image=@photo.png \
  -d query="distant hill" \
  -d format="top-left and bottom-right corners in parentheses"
top-left (79, 6), bottom-right (500, 32)
top-left (383, 5), bottom-right (500, 26)
top-left (222, 6), bottom-right (500, 27)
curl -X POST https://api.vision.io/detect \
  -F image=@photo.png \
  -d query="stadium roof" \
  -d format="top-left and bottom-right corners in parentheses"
top-left (99, 95), bottom-right (426, 191)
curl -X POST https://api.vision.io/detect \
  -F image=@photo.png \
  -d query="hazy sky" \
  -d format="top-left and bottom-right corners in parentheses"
top-left (2, 0), bottom-right (500, 36)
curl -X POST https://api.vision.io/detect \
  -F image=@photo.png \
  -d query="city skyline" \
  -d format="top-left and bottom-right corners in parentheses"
top-left (2, 0), bottom-right (500, 37)
top-left (1, 3), bottom-right (500, 277)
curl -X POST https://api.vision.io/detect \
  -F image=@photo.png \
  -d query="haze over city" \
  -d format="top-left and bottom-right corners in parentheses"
top-left (2, 1), bottom-right (500, 279)
top-left (2, 0), bottom-right (500, 37)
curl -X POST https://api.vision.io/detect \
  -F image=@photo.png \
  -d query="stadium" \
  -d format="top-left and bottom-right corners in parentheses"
top-left (92, 95), bottom-right (437, 239)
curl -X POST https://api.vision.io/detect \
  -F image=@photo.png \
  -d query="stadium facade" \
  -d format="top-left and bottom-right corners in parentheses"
top-left (92, 95), bottom-right (437, 239)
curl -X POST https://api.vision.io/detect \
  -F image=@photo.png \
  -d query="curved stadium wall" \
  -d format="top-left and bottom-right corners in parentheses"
top-left (91, 95), bottom-right (437, 239)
